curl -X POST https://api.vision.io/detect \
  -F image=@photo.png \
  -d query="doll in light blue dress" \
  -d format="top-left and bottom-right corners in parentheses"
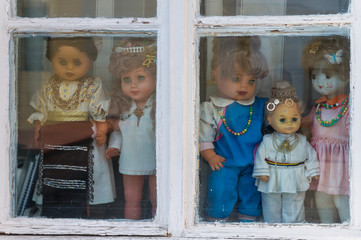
top-left (106, 38), bottom-right (157, 220)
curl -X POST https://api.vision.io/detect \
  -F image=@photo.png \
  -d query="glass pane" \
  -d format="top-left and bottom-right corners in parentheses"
top-left (198, 34), bottom-right (350, 224)
top-left (17, 0), bottom-right (156, 18)
top-left (201, 0), bottom-right (349, 16)
top-left (15, 35), bottom-right (157, 220)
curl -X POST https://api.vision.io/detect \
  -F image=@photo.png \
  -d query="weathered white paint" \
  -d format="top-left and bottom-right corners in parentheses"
top-left (1, 0), bottom-right (361, 239)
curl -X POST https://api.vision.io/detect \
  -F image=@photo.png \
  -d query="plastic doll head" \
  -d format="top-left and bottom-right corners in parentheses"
top-left (108, 38), bottom-right (157, 117)
top-left (210, 37), bottom-right (269, 101)
top-left (301, 36), bottom-right (350, 99)
top-left (266, 81), bottom-right (302, 134)
top-left (46, 37), bottom-right (98, 81)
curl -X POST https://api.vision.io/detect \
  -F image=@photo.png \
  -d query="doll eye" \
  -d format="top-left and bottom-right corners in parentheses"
top-left (59, 59), bottom-right (67, 66)
top-left (292, 117), bottom-right (299, 122)
top-left (279, 118), bottom-right (286, 123)
top-left (123, 77), bottom-right (131, 83)
top-left (249, 79), bottom-right (256, 85)
top-left (231, 77), bottom-right (239, 82)
top-left (310, 74), bottom-right (316, 80)
top-left (73, 59), bottom-right (82, 66)
top-left (138, 76), bottom-right (145, 81)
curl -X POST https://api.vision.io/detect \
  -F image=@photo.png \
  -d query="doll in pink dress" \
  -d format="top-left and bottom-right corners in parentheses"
top-left (302, 36), bottom-right (350, 223)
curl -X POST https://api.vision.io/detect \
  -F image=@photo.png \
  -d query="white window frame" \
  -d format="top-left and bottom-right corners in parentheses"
top-left (0, 0), bottom-right (361, 239)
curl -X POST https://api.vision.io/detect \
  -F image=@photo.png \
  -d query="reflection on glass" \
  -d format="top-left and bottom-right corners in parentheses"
top-left (198, 35), bottom-right (350, 224)
top-left (15, 36), bottom-right (157, 220)
top-left (17, 0), bottom-right (156, 18)
top-left (201, 0), bottom-right (349, 16)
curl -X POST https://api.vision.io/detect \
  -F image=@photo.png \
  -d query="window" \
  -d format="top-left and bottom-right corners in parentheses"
top-left (1, 0), bottom-right (361, 239)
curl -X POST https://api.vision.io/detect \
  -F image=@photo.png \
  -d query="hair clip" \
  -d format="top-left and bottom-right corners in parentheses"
top-left (266, 98), bottom-right (294, 112)
top-left (324, 49), bottom-right (343, 64)
top-left (266, 99), bottom-right (280, 112)
top-left (309, 41), bottom-right (321, 54)
top-left (142, 47), bottom-right (156, 68)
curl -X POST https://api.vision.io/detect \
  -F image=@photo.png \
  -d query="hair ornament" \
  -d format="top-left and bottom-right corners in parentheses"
top-left (115, 42), bottom-right (156, 54)
top-left (324, 49), bottom-right (343, 64)
top-left (309, 41), bottom-right (321, 54)
top-left (267, 83), bottom-right (297, 112)
top-left (142, 47), bottom-right (156, 68)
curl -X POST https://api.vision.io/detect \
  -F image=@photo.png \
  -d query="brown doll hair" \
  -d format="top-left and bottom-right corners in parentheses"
top-left (211, 36), bottom-right (269, 80)
top-left (301, 36), bottom-right (350, 83)
top-left (108, 37), bottom-right (157, 119)
top-left (46, 37), bottom-right (98, 62)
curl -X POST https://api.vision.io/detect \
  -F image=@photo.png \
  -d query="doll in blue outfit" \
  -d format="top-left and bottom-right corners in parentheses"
top-left (199, 37), bottom-right (269, 221)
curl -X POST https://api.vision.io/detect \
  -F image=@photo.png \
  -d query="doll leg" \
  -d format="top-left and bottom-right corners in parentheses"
top-left (206, 167), bottom-right (239, 219)
top-left (334, 194), bottom-right (350, 222)
top-left (148, 174), bottom-right (157, 217)
top-left (237, 165), bottom-right (261, 221)
top-left (315, 191), bottom-right (338, 223)
top-left (282, 192), bottom-right (306, 223)
top-left (123, 174), bottom-right (145, 220)
top-left (261, 192), bottom-right (282, 223)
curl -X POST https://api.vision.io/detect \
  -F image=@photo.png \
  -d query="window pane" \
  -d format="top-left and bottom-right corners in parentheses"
top-left (201, 0), bottom-right (349, 16)
top-left (198, 34), bottom-right (350, 224)
top-left (15, 35), bottom-right (157, 220)
top-left (17, 0), bottom-right (156, 18)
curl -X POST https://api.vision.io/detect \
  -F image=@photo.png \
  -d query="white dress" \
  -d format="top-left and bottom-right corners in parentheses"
top-left (108, 95), bottom-right (156, 175)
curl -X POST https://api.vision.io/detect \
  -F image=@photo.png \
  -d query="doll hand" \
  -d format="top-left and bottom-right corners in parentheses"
top-left (95, 121), bottom-right (109, 146)
top-left (106, 148), bottom-right (120, 160)
top-left (95, 133), bottom-right (107, 146)
top-left (259, 175), bottom-right (269, 182)
top-left (313, 175), bottom-right (320, 181)
top-left (201, 149), bottom-right (225, 171)
top-left (33, 120), bottom-right (41, 149)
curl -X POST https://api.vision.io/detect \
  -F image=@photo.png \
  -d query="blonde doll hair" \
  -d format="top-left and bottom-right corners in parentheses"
top-left (301, 36), bottom-right (350, 83)
top-left (211, 36), bottom-right (269, 80)
top-left (108, 37), bottom-right (157, 119)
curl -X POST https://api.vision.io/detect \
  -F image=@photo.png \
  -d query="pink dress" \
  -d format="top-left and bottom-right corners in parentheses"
top-left (307, 99), bottom-right (350, 195)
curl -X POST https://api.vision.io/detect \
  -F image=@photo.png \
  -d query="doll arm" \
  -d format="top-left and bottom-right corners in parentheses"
top-left (88, 77), bottom-right (110, 122)
top-left (106, 130), bottom-right (122, 160)
top-left (27, 86), bottom-right (48, 125)
top-left (252, 139), bottom-right (270, 181)
top-left (199, 102), bottom-right (225, 171)
top-left (95, 121), bottom-right (108, 146)
top-left (33, 120), bottom-right (41, 149)
top-left (199, 102), bottom-right (218, 149)
top-left (303, 137), bottom-right (320, 181)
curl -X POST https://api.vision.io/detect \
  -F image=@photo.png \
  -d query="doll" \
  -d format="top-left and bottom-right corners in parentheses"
top-left (301, 36), bottom-right (350, 223)
top-left (27, 37), bottom-right (115, 218)
top-left (199, 37), bottom-right (269, 221)
top-left (106, 38), bottom-right (157, 220)
top-left (253, 81), bottom-right (320, 223)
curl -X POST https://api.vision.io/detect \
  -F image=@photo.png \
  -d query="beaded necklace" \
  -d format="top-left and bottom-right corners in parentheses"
top-left (315, 98), bottom-right (349, 127)
top-left (217, 104), bottom-right (253, 136)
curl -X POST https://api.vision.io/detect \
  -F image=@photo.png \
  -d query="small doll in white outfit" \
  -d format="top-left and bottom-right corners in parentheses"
top-left (28, 37), bottom-right (115, 218)
top-left (106, 38), bottom-right (157, 220)
top-left (253, 81), bottom-right (320, 223)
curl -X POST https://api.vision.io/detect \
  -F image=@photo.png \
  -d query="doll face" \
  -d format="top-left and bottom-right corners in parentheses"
top-left (310, 68), bottom-right (348, 99)
top-left (213, 63), bottom-right (257, 101)
top-left (267, 103), bottom-right (301, 134)
top-left (51, 46), bottom-right (93, 81)
top-left (121, 67), bottom-right (156, 107)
